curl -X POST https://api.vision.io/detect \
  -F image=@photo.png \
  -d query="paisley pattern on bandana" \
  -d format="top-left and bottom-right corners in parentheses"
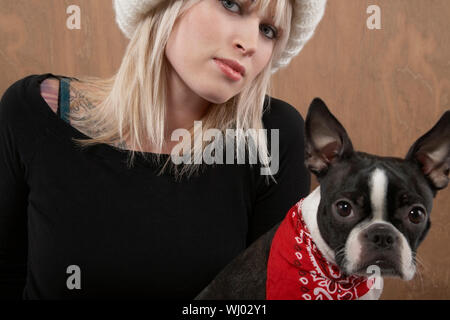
top-left (266, 199), bottom-right (375, 300)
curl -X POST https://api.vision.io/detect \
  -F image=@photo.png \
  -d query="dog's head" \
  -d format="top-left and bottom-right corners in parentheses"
top-left (304, 98), bottom-right (450, 280)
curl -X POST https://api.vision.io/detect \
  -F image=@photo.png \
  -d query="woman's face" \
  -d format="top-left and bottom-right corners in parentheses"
top-left (165, 0), bottom-right (282, 104)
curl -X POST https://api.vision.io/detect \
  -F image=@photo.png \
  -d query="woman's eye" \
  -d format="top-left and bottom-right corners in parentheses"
top-left (260, 24), bottom-right (278, 40)
top-left (221, 0), bottom-right (240, 13)
top-left (220, 1), bottom-right (279, 40)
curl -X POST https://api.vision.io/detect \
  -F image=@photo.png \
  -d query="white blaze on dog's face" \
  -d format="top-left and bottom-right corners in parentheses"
top-left (343, 168), bottom-right (419, 280)
top-left (304, 98), bottom-right (450, 281)
top-left (314, 161), bottom-right (433, 281)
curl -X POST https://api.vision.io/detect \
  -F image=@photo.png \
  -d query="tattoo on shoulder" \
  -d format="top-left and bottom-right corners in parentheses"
top-left (68, 83), bottom-right (130, 151)
top-left (112, 140), bottom-right (129, 150)
top-left (69, 84), bottom-right (97, 119)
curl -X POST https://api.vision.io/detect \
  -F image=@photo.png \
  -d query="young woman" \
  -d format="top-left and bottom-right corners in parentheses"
top-left (0, 0), bottom-right (326, 299)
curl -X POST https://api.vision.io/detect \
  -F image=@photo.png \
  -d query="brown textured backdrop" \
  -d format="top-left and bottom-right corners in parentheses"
top-left (0, 0), bottom-right (449, 299)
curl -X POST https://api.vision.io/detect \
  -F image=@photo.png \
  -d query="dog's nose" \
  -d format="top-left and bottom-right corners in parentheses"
top-left (365, 225), bottom-right (398, 249)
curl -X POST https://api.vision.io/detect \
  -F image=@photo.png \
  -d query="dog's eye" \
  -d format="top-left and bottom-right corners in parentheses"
top-left (336, 201), bottom-right (353, 217)
top-left (408, 206), bottom-right (426, 224)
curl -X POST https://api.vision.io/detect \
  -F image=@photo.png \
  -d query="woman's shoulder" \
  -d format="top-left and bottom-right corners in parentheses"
top-left (262, 95), bottom-right (306, 140)
top-left (0, 74), bottom-right (63, 162)
top-left (1, 73), bottom-right (60, 108)
top-left (0, 73), bottom-right (84, 133)
top-left (0, 74), bottom-right (41, 125)
top-left (40, 75), bottom-right (86, 116)
top-left (33, 74), bottom-right (94, 121)
top-left (1, 74), bottom-right (66, 124)
top-left (40, 78), bottom-right (60, 114)
top-left (263, 95), bottom-right (305, 123)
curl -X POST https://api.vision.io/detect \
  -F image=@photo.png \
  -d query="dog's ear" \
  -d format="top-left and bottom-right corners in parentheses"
top-left (304, 98), bottom-right (354, 178)
top-left (405, 111), bottom-right (450, 191)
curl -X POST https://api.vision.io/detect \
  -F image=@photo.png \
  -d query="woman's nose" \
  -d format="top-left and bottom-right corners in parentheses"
top-left (233, 20), bottom-right (259, 57)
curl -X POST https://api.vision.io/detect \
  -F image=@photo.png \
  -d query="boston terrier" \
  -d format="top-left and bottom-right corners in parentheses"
top-left (195, 98), bottom-right (450, 300)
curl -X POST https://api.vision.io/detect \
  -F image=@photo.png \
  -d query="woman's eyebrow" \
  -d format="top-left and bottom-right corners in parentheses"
top-left (243, 0), bottom-right (259, 10)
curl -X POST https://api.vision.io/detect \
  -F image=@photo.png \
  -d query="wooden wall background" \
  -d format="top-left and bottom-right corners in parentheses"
top-left (1, 0), bottom-right (449, 299)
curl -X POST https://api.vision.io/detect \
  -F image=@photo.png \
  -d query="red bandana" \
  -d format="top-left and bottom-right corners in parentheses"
top-left (266, 198), bottom-right (374, 300)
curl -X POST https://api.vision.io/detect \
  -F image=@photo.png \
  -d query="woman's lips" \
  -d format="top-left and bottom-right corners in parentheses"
top-left (214, 58), bottom-right (243, 81)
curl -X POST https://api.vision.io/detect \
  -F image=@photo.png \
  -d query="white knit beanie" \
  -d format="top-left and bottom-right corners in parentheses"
top-left (113, 0), bottom-right (327, 73)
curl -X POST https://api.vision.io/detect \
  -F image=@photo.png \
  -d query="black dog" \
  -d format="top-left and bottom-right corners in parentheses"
top-left (196, 98), bottom-right (450, 300)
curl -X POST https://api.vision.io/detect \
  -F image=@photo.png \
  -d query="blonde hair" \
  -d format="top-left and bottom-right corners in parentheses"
top-left (71, 0), bottom-right (293, 182)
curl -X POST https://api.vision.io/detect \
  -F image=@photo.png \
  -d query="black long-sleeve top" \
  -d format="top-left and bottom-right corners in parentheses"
top-left (0, 73), bottom-right (310, 299)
